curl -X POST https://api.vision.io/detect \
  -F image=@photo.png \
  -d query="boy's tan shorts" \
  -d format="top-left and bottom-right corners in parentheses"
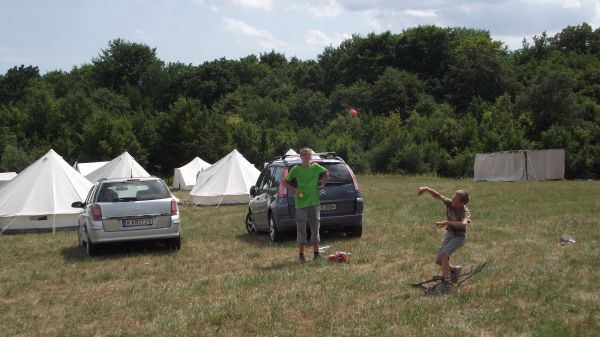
top-left (436, 234), bottom-right (465, 264)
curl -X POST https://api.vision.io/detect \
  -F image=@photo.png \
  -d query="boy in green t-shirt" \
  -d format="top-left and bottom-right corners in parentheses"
top-left (282, 147), bottom-right (329, 263)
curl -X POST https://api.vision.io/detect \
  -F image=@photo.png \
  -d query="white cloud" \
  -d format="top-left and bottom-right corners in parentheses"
top-left (404, 9), bottom-right (438, 18)
top-left (199, 0), bottom-right (274, 10)
top-left (305, 30), bottom-right (351, 47)
top-left (287, 0), bottom-right (344, 17)
top-left (135, 28), bottom-right (149, 42)
top-left (222, 17), bottom-right (286, 49)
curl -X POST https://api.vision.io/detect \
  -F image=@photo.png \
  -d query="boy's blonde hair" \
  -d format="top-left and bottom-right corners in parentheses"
top-left (299, 147), bottom-right (313, 156)
top-left (455, 190), bottom-right (470, 204)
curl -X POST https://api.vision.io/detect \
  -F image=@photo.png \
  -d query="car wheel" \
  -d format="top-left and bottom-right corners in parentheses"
top-left (86, 240), bottom-right (98, 256)
top-left (346, 226), bottom-right (362, 238)
top-left (245, 210), bottom-right (257, 235)
top-left (77, 227), bottom-right (83, 247)
top-left (269, 216), bottom-right (282, 242)
top-left (168, 236), bottom-right (181, 250)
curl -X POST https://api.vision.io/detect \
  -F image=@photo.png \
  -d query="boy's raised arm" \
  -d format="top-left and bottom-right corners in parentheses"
top-left (417, 186), bottom-right (445, 200)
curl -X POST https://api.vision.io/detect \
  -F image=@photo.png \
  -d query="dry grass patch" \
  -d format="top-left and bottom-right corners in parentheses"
top-left (1, 176), bottom-right (599, 336)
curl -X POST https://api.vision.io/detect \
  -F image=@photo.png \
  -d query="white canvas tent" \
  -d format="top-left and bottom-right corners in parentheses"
top-left (285, 149), bottom-right (298, 156)
top-left (0, 149), bottom-right (93, 233)
top-left (172, 157), bottom-right (211, 190)
top-left (474, 149), bottom-right (565, 181)
top-left (0, 172), bottom-right (17, 190)
top-left (85, 151), bottom-right (150, 183)
top-left (73, 161), bottom-right (109, 176)
top-left (190, 149), bottom-right (260, 205)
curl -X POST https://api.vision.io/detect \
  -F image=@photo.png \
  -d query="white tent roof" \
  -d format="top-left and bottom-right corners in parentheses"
top-left (73, 161), bottom-right (109, 176)
top-left (0, 172), bottom-right (17, 181)
top-left (0, 149), bottom-right (93, 218)
top-left (285, 149), bottom-right (298, 156)
top-left (85, 152), bottom-right (150, 183)
top-left (190, 149), bottom-right (260, 205)
top-left (173, 157), bottom-right (211, 190)
top-left (0, 172), bottom-right (18, 192)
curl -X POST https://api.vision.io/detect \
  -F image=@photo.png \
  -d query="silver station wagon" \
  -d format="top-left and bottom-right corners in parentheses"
top-left (72, 177), bottom-right (181, 256)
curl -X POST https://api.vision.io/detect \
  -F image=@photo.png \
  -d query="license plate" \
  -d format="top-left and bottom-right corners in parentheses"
top-left (122, 218), bottom-right (153, 227)
top-left (320, 203), bottom-right (336, 211)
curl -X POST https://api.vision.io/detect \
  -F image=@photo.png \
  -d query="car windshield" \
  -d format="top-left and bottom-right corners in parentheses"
top-left (97, 180), bottom-right (170, 202)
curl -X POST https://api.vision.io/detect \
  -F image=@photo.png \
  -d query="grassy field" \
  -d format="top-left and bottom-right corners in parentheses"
top-left (1, 175), bottom-right (599, 337)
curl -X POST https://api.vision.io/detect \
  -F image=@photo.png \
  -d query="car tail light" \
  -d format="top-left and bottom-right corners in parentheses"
top-left (277, 167), bottom-right (289, 198)
top-left (171, 199), bottom-right (178, 215)
top-left (345, 164), bottom-right (361, 196)
top-left (91, 204), bottom-right (102, 221)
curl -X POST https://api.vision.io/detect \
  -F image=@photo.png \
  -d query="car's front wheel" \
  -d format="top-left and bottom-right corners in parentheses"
top-left (245, 210), bottom-right (257, 235)
top-left (269, 215), bottom-right (282, 242)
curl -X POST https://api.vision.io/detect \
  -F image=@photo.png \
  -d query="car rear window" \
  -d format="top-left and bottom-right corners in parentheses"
top-left (321, 163), bottom-right (353, 185)
top-left (97, 180), bottom-right (171, 202)
top-left (286, 162), bottom-right (353, 186)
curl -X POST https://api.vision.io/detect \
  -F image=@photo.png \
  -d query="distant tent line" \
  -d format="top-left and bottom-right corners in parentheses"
top-left (474, 149), bottom-right (565, 181)
top-left (0, 148), bottom-right (266, 232)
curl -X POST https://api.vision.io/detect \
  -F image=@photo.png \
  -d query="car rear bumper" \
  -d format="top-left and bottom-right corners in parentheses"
top-left (87, 222), bottom-right (180, 244)
top-left (275, 213), bottom-right (362, 233)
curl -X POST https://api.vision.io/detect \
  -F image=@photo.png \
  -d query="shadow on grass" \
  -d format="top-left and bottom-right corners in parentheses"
top-left (60, 240), bottom-right (179, 262)
top-left (236, 230), bottom-right (360, 247)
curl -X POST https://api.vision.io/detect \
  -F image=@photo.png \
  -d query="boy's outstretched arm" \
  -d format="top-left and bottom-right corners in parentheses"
top-left (417, 186), bottom-right (445, 200)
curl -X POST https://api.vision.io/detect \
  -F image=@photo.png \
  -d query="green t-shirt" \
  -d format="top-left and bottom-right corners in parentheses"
top-left (285, 163), bottom-right (327, 208)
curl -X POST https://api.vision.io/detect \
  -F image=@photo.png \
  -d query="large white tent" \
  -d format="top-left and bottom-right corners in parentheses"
top-left (172, 157), bottom-right (211, 190)
top-left (73, 161), bottom-right (109, 176)
top-left (85, 151), bottom-right (150, 183)
top-left (0, 172), bottom-right (17, 190)
top-left (190, 149), bottom-right (260, 205)
top-left (474, 149), bottom-right (565, 181)
top-left (0, 149), bottom-right (93, 233)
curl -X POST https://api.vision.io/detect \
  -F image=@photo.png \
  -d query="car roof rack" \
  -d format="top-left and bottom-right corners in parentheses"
top-left (265, 151), bottom-right (345, 166)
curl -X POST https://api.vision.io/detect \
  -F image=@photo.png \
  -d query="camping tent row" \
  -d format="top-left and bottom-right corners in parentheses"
top-left (0, 151), bottom-right (155, 233)
top-left (474, 149), bottom-right (565, 181)
top-left (0, 149), bottom-right (261, 232)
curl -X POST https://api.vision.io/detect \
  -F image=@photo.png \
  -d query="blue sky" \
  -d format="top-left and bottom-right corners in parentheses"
top-left (1, 0), bottom-right (599, 74)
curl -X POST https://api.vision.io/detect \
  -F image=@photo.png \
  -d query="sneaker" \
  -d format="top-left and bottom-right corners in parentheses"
top-left (450, 265), bottom-right (462, 283)
top-left (299, 253), bottom-right (305, 263)
top-left (313, 252), bottom-right (321, 260)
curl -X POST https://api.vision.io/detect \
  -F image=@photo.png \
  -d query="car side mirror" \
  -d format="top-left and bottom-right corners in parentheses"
top-left (249, 186), bottom-right (258, 197)
top-left (71, 201), bottom-right (84, 208)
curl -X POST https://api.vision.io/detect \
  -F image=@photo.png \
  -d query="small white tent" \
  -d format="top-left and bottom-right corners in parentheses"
top-left (474, 149), bottom-right (565, 181)
top-left (172, 157), bottom-right (211, 190)
top-left (74, 161), bottom-right (109, 176)
top-left (190, 149), bottom-right (260, 205)
top-left (0, 150), bottom-right (93, 233)
top-left (285, 149), bottom-right (298, 156)
top-left (85, 152), bottom-right (150, 183)
top-left (0, 172), bottom-right (17, 190)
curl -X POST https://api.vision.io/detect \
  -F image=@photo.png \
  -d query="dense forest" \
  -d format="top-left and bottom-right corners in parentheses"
top-left (1, 23), bottom-right (599, 179)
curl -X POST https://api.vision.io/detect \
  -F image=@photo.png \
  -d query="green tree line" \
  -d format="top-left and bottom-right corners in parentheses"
top-left (1, 24), bottom-right (599, 178)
